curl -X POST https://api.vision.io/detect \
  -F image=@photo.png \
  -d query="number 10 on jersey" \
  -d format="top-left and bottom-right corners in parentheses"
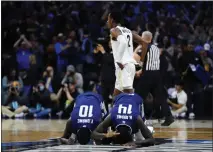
top-left (79, 105), bottom-right (93, 117)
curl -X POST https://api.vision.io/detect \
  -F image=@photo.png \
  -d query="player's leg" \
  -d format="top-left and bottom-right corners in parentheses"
top-left (122, 63), bottom-right (135, 94)
top-left (112, 66), bottom-right (123, 98)
top-left (112, 70), bottom-right (123, 106)
top-left (135, 106), bottom-right (154, 142)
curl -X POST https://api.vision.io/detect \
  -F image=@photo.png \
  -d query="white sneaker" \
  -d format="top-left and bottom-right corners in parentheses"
top-left (145, 120), bottom-right (153, 126)
top-left (189, 112), bottom-right (195, 119)
top-left (180, 112), bottom-right (186, 118)
top-left (145, 120), bottom-right (155, 134)
top-left (56, 111), bottom-right (63, 118)
top-left (147, 126), bottom-right (155, 134)
top-left (15, 112), bottom-right (24, 118)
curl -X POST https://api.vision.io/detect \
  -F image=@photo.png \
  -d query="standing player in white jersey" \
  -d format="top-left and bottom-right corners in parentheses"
top-left (107, 10), bottom-right (149, 97)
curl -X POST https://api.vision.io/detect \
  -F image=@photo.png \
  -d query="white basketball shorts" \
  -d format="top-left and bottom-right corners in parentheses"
top-left (115, 63), bottom-right (136, 91)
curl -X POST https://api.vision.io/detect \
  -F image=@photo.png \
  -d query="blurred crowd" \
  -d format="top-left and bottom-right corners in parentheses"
top-left (1, 1), bottom-right (213, 119)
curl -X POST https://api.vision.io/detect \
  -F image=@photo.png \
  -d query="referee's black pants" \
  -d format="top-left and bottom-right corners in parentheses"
top-left (135, 70), bottom-right (172, 120)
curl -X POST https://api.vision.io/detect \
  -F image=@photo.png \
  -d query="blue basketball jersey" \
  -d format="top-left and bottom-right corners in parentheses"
top-left (71, 92), bottom-right (103, 132)
top-left (111, 93), bottom-right (143, 133)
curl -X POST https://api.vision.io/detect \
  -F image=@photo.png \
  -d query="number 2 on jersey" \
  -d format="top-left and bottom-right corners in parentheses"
top-left (127, 35), bottom-right (131, 47)
top-left (79, 105), bottom-right (93, 117)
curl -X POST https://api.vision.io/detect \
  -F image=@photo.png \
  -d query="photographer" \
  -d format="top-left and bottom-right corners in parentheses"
top-left (2, 68), bottom-right (24, 105)
top-left (56, 80), bottom-right (79, 118)
top-left (2, 81), bottom-right (28, 118)
top-left (93, 42), bottom-right (115, 112)
top-left (29, 81), bottom-right (57, 118)
top-left (61, 65), bottom-right (84, 94)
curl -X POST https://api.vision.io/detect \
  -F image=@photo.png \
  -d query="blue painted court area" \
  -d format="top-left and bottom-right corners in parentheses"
top-left (2, 139), bottom-right (212, 152)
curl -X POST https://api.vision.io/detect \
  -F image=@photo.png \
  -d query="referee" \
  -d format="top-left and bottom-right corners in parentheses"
top-left (135, 31), bottom-right (174, 126)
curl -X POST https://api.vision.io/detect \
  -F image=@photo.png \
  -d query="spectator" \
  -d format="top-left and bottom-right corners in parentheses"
top-left (13, 34), bottom-right (32, 71)
top-left (167, 81), bottom-right (188, 118)
top-left (19, 55), bottom-right (40, 99)
top-left (61, 65), bottom-right (84, 94)
top-left (2, 81), bottom-right (28, 119)
top-left (178, 41), bottom-right (204, 117)
top-left (81, 29), bottom-right (94, 64)
top-left (1, 1), bottom-right (213, 119)
top-left (56, 81), bottom-right (79, 118)
top-left (2, 68), bottom-right (24, 105)
top-left (28, 81), bottom-right (57, 118)
top-left (67, 30), bottom-right (81, 67)
top-left (42, 66), bottom-right (60, 94)
top-left (46, 36), bottom-right (57, 68)
top-left (202, 43), bottom-right (213, 71)
top-left (28, 55), bottom-right (40, 86)
top-left (30, 35), bottom-right (44, 68)
top-left (93, 42), bottom-right (115, 112)
top-left (54, 33), bottom-right (71, 73)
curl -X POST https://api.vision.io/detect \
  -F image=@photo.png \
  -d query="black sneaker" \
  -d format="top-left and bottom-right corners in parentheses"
top-left (161, 118), bottom-right (174, 126)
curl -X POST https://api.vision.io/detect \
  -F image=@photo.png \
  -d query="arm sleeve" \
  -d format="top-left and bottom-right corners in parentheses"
top-left (2, 77), bottom-right (9, 89)
top-left (115, 35), bottom-right (128, 63)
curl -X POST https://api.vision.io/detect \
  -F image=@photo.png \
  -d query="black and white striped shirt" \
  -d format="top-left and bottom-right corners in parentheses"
top-left (143, 44), bottom-right (160, 71)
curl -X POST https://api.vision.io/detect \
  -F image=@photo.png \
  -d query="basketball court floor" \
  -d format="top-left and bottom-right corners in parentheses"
top-left (2, 119), bottom-right (212, 152)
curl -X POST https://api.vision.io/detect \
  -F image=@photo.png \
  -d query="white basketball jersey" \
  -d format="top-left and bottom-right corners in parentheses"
top-left (111, 26), bottom-right (136, 65)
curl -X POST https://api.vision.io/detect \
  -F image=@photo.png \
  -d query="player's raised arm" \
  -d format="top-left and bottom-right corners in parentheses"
top-left (132, 31), bottom-right (152, 63)
top-left (134, 116), bottom-right (155, 146)
top-left (110, 28), bottom-right (127, 69)
top-left (132, 32), bottom-right (144, 45)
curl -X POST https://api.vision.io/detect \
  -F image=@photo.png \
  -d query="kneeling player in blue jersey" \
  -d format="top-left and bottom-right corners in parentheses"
top-left (92, 93), bottom-right (155, 146)
top-left (60, 91), bottom-right (107, 145)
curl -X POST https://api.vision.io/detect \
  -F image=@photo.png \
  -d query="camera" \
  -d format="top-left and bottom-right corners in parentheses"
top-left (61, 84), bottom-right (66, 88)
top-left (11, 87), bottom-right (17, 92)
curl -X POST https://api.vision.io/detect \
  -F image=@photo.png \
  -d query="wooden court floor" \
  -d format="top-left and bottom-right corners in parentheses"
top-left (2, 119), bottom-right (212, 143)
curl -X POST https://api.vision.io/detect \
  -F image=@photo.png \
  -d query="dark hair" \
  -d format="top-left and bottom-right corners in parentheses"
top-left (114, 125), bottom-right (132, 145)
top-left (87, 83), bottom-right (94, 91)
top-left (175, 80), bottom-right (184, 87)
top-left (109, 9), bottom-right (123, 24)
top-left (76, 127), bottom-right (91, 145)
top-left (7, 68), bottom-right (18, 81)
top-left (38, 80), bottom-right (45, 85)
top-left (83, 28), bottom-right (89, 35)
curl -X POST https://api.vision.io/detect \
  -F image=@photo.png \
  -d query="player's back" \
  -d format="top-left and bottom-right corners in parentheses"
top-left (111, 93), bottom-right (142, 133)
top-left (111, 26), bottom-right (136, 65)
top-left (71, 92), bottom-right (102, 131)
